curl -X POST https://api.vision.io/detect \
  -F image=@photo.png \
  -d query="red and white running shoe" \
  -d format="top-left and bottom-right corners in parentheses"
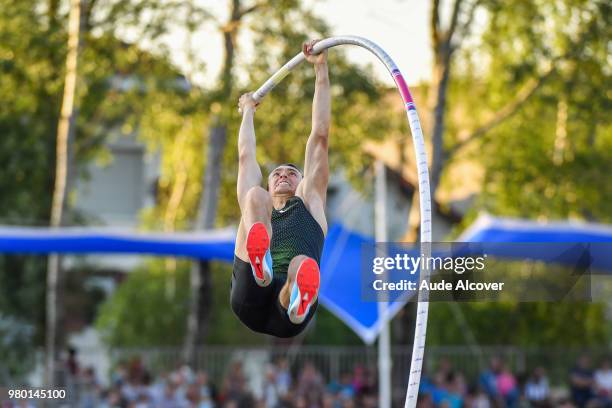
top-left (246, 222), bottom-right (273, 287)
top-left (287, 258), bottom-right (320, 324)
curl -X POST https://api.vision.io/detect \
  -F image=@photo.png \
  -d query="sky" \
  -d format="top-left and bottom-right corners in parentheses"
top-left (311, 0), bottom-right (432, 85)
top-left (157, 0), bottom-right (433, 88)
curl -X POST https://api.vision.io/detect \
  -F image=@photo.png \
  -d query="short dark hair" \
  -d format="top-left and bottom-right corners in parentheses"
top-left (267, 163), bottom-right (302, 190)
top-left (271, 163), bottom-right (302, 175)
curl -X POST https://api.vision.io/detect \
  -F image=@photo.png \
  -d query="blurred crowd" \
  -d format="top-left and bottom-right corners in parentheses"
top-left (2, 352), bottom-right (612, 408)
top-left (60, 355), bottom-right (377, 408)
top-left (418, 355), bottom-right (612, 408)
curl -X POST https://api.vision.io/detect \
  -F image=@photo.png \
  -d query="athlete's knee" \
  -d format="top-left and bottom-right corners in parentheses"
top-left (287, 255), bottom-right (312, 281)
top-left (243, 186), bottom-right (272, 209)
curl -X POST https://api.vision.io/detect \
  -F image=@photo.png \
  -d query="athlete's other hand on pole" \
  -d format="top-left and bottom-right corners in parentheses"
top-left (303, 39), bottom-right (327, 65)
top-left (238, 92), bottom-right (259, 114)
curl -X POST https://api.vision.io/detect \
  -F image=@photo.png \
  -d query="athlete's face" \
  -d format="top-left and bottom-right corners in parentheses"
top-left (268, 166), bottom-right (302, 196)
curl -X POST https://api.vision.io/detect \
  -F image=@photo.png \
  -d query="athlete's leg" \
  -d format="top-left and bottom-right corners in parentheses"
top-left (232, 184), bottom-right (276, 325)
top-left (280, 255), bottom-right (320, 324)
top-left (235, 187), bottom-right (273, 262)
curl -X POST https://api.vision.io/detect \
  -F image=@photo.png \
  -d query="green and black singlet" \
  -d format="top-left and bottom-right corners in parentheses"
top-left (270, 196), bottom-right (325, 276)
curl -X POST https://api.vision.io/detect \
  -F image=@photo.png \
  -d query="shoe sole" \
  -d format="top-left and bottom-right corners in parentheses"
top-left (294, 258), bottom-right (320, 318)
top-left (246, 222), bottom-right (270, 283)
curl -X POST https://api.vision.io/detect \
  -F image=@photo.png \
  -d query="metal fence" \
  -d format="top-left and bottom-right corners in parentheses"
top-left (109, 345), bottom-right (612, 387)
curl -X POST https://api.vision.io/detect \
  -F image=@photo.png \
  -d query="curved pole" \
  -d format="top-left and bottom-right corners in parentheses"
top-left (252, 36), bottom-right (432, 408)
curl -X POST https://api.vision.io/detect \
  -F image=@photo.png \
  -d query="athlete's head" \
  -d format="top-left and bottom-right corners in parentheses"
top-left (268, 163), bottom-right (303, 196)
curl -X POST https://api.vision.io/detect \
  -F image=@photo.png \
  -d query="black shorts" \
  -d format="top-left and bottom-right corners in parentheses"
top-left (230, 256), bottom-right (317, 338)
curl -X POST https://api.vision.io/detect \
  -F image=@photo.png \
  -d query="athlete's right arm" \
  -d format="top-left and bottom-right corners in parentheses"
top-left (238, 93), bottom-right (258, 162)
top-left (237, 93), bottom-right (263, 205)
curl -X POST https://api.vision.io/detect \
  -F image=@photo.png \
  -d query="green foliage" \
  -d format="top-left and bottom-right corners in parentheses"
top-left (427, 301), bottom-right (610, 347)
top-left (451, 0), bottom-right (612, 222)
top-left (0, 314), bottom-right (35, 381)
top-left (303, 307), bottom-right (364, 346)
top-left (0, 256), bottom-right (47, 345)
top-left (0, 0), bottom-right (62, 224)
top-left (95, 257), bottom-right (366, 346)
top-left (0, 0), bottom-right (201, 344)
top-left (96, 260), bottom-right (191, 347)
top-left (430, 0), bottom-right (611, 346)
top-left (138, 93), bottom-right (209, 231)
top-left (205, 262), bottom-right (266, 345)
top-left (96, 260), bottom-right (267, 347)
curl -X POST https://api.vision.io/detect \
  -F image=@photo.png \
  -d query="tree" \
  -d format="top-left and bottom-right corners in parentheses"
top-left (46, 0), bottom-right (82, 386)
top-left (0, 0), bottom-right (203, 362)
top-left (0, 1), bottom-right (62, 355)
top-left (96, 261), bottom-right (191, 347)
top-left (403, 0), bottom-right (608, 237)
top-left (184, 0), bottom-right (256, 366)
top-left (424, 0), bottom-right (611, 349)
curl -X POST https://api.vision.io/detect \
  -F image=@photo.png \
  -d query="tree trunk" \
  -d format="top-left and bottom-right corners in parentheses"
top-left (183, 124), bottom-right (227, 365)
top-left (429, 52), bottom-right (452, 201)
top-left (46, 0), bottom-right (81, 387)
top-left (183, 0), bottom-right (243, 366)
top-left (553, 95), bottom-right (568, 165)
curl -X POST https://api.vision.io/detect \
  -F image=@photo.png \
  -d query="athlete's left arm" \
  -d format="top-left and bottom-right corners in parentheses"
top-left (299, 41), bottom-right (330, 206)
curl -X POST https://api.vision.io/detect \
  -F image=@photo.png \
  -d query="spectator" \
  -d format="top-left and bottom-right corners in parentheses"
top-left (479, 356), bottom-right (503, 402)
top-left (66, 347), bottom-right (80, 377)
top-left (420, 368), bottom-right (463, 408)
top-left (357, 368), bottom-right (377, 405)
top-left (441, 372), bottom-right (464, 408)
top-left (275, 358), bottom-right (292, 399)
top-left (464, 385), bottom-right (491, 408)
top-left (322, 391), bottom-right (337, 408)
top-left (338, 391), bottom-right (356, 408)
top-left (524, 366), bottom-right (550, 407)
top-left (195, 370), bottom-right (218, 405)
top-left (157, 378), bottom-right (189, 408)
top-left (496, 362), bottom-right (519, 407)
top-left (78, 366), bottom-right (101, 408)
top-left (435, 358), bottom-right (454, 384)
top-left (223, 400), bottom-right (238, 408)
top-left (111, 360), bottom-right (128, 387)
top-left (99, 384), bottom-right (126, 408)
top-left (296, 361), bottom-right (325, 407)
top-left (261, 365), bottom-right (280, 408)
top-left (294, 395), bottom-right (308, 408)
top-left (127, 356), bottom-right (147, 386)
top-left (416, 392), bottom-right (435, 408)
top-left (595, 358), bottom-right (612, 407)
top-left (150, 371), bottom-right (170, 403)
top-left (338, 371), bottom-right (355, 400)
top-left (221, 361), bottom-right (248, 403)
top-left (185, 381), bottom-right (211, 408)
top-left (132, 391), bottom-right (153, 408)
top-left (351, 364), bottom-right (366, 395)
top-left (570, 355), bottom-right (595, 408)
top-left (359, 392), bottom-right (377, 408)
